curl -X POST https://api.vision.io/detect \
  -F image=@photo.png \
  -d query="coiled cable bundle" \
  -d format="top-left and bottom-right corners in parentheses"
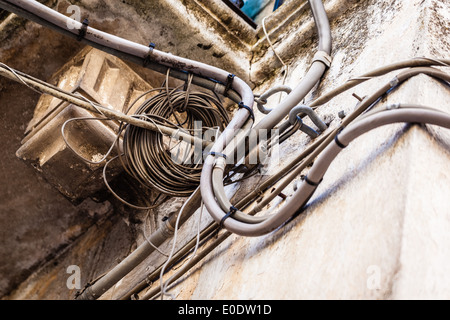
top-left (120, 75), bottom-right (229, 197)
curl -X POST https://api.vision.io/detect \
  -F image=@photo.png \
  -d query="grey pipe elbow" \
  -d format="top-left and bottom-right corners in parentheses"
top-left (289, 105), bottom-right (327, 131)
top-left (256, 85), bottom-right (292, 114)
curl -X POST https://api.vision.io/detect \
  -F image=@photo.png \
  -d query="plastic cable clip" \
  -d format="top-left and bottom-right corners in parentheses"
top-left (224, 74), bottom-right (235, 97)
top-left (386, 103), bottom-right (401, 110)
top-left (390, 76), bottom-right (400, 88)
top-left (238, 102), bottom-right (255, 121)
top-left (77, 18), bottom-right (89, 41)
top-left (313, 50), bottom-right (332, 68)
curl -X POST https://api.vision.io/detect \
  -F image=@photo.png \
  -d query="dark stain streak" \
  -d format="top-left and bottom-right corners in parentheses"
top-left (213, 52), bottom-right (226, 59)
top-left (159, 57), bottom-right (198, 71)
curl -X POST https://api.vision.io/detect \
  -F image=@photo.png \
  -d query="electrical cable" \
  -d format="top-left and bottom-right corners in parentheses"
top-left (310, 57), bottom-right (450, 109)
top-left (200, 0), bottom-right (333, 235)
top-left (0, 0), bottom-right (290, 299)
top-left (204, 67), bottom-right (450, 237)
top-left (0, 0), bottom-right (253, 107)
top-left (158, 201), bottom-right (204, 300)
top-left (0, 64), bottom-right (211, 147)
top-left (4, 0), bottom-right (450, 300)
top-left (261, 16), bottom-right (289, 103)
top-left (137, 107), bottom-right (450, 300)
top-left (61, 116), bottom-right (120, 165)
top-left (126, 60), bottom-right (450, 299)
top-left (255, 85), bottom-right (292, 114)
top-left (242, 60), bottom-right (450, 210)
top-left (119, 217), bottom-right (220, 300)
top-left (120, 74), bottom-right (229, 197)
top-left (143, 208), bottom-right (171, 257)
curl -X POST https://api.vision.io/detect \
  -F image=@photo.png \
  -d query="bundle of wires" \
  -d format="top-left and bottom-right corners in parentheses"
top-left (119, 74), bottom-right (230, 197)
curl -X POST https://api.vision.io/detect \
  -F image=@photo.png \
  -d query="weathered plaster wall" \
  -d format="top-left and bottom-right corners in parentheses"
top-left (1, 0), bottom-right (449, 300)
top-left (0, 0), bottom-right (254, 299)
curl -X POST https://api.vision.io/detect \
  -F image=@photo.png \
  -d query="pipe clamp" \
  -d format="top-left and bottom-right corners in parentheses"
top-left (313, 51), bottom-right (332, 68)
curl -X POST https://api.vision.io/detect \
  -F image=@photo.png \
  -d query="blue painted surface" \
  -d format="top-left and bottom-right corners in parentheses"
top-left (241, 0), bottom-right (272, 20)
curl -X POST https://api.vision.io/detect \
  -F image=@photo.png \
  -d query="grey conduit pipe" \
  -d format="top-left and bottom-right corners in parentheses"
top-left (256, 105), bottom-right (450, 236)
top-left (289, 105), bottom-right (328, 132)
top-left (304, 105), bottom-right (450, 191)
top-left (0, 0), bottom-right (259, 299)
top-left (251, 0), bottom-right (332, 132)
top-left (0, 0), bottom-right (331, 236)
top-left (201, 0), bottom-right (332, 235)
top-left (131, 104), bottom-right (450, 300)
top-left (203, 66), bottom-right (450, 237)
top-left (310, 58), bottom-right (450, 109)
top-left (221, 105), bottom-right (450, 238)
top-left (128, 65), bottom-right (450, 296)
top-left (0, 0), bottom-right (256, 163)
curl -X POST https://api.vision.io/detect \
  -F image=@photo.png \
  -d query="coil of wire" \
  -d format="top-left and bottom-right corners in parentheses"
top-left (120, 78), bottom-right (229, 197)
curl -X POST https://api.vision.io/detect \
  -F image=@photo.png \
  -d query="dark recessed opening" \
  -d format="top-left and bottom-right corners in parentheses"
top-left (0, 9), bottom-right (11, 23)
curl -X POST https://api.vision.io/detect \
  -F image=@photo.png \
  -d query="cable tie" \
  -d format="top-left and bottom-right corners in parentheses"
top-left (334, 132), bottom-right (347, 149)
top-left (238, 102), bottom-right (255, 121)
top-left (219, 206), bottom-right (238, 228)
top-left (77, 18), bottom-right (89, 41)
top-left (143, 42), bottom-right (156, 67)
top-left (207, 151), bottom-right (227, 159)
top-left (304, 175), bottom-right (323, 187)
top-left (224, 74), bottom-right (235, 97)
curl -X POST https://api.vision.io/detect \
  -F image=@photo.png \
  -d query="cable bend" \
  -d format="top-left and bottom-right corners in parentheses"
top-left (201, 0), bottom-right (332, 235)
top-left (256, 85), bottom-right (293, 114)
top-left (289, 105), bottom-right (328, 131)
top-left (205, 105), bottom-right (450, 237)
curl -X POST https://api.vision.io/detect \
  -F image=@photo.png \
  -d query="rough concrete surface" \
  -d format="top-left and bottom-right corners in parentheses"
top-left (1, 0), bottom-right (449, 300)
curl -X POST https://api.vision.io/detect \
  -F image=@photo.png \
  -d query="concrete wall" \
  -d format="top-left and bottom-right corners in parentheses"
top-left (1, 0), bottom-right (449, 300)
